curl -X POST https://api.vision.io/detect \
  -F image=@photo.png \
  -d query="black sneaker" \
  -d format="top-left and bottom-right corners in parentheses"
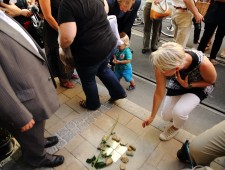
top-left (177, 140), bottom-right (195, 168)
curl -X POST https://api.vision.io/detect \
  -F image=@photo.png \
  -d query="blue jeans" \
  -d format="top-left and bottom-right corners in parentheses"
top-left (75, 49), bottom-right (126, 110)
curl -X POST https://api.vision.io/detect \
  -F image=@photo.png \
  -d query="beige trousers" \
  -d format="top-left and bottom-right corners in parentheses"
top-left (172, 9), bottom-right (193, 47)
top-left (189, 120), bottom-right (225, 165)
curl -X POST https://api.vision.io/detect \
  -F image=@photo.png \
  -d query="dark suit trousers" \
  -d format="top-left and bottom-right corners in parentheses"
top-left (7, 121), bottom-right (49, 167)
top-left (198, 23), bottom-right (225, 60)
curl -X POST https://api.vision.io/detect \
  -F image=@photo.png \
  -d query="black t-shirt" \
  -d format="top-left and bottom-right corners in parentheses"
top-left (58, 0), bottom-right (117, 66)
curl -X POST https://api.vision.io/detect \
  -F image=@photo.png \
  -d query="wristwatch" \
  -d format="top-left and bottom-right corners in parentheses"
top-left (188, 82), bottom-right (192, 89)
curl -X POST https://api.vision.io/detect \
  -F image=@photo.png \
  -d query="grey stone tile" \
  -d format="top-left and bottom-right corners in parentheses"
top-left (56, 127), bottom-right (70, 138)
top-left (56, 138), bottom-right (67, 150)
top-left (61, 131), bottom-right (75, 142)
top-left (65, 121), bottom-right (77, 130)
top-left (46, 146), bottom-right (58, 155)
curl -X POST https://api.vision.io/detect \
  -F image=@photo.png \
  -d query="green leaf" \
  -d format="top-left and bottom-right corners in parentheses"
top-left (94, 161), bottom-right (106, 169)
top-left (86, 155), bottom-right (96, 164)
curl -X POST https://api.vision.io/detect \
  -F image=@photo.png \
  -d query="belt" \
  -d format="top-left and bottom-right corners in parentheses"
top-left (174, 6), bottom-right (188, 10)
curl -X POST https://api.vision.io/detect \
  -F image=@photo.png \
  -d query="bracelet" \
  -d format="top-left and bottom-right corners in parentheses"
top-left (188, 82), bottom-right (192, 89)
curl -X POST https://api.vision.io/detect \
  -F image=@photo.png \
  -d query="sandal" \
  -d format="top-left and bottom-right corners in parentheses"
top-left (126, 85), bottom-right (136, 91)
top-left (205, 45), bottom-right (210, 51)
top-left (60, 80), bottom-right (75, 89)
top-left (210, 59), bottom-right (217, 65)
top-left (79, 100), bottom-right (100, 110)
top-left (79, 100), bottom-right (88, 109)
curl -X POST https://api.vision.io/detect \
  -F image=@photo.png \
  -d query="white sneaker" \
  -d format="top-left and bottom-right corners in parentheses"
top-left (159, 126), bottom-right (179, 141)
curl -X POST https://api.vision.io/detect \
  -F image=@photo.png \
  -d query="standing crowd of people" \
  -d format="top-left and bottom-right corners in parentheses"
top-left (0, 0), bottom-right (224, 169)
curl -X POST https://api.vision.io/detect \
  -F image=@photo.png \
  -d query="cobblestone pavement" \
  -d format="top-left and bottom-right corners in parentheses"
top-left (1, 79), bottom-right (224, 170)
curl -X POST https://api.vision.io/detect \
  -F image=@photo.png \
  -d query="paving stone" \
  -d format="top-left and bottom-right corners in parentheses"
top-left (61, 131), bottom-right (75, 142)
top-left (91, 110), bottom-right (102, 118)
top-left (65, 121), bottom-right (77, 130)
top-left (98, 105), bottom-right (110, 114)
top-left (68, 126), bottom-right (80, 136)
top-left (57, 93), bottom-right (70, 105)
top-left (56, 138), bottom-right (67, 150)
top-left (45, 115), bottom-right (61, 130)
top-left (56, 126), bottom-right (70, 138)
top-left (62, 85), bottom-right (83, 98)
top-left (54, 104), bottom-right (73, 119)
top-left (103, 101), bottom-right (114, 109)
top-left (46, 146), bottom-right (58, 155)
top-left (64, 135), bottom-right (85, 152)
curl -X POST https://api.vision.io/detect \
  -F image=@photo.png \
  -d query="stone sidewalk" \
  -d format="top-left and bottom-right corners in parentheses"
top-left (1, 79), bottom-right (224, 170)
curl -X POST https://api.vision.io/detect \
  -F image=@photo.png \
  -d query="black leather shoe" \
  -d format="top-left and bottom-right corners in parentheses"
top-left (38, 155), bottom-right (64, 168)
top-left (44, 136), bottom-right (59, 148)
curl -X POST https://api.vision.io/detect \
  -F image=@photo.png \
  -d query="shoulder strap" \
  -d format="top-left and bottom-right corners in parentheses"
top-left (185, 50), bottom-right (200, 72)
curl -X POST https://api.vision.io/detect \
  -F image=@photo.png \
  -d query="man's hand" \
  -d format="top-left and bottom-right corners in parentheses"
top-left (21, 119), bottom-right (35, 132)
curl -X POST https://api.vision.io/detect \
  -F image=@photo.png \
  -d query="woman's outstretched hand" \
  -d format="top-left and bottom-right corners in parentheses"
top-left (142, 116), bottom-right (154, 128)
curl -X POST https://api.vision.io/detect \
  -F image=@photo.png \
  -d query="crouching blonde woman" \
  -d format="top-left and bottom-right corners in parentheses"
top-left (142, 42), bottom-right (217, 141)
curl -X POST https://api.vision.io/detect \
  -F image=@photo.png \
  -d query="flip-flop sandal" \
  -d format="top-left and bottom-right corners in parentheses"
top-left (79, 100), bottom-right (88, 109)
top-left (205, 45), bottom-right (210, 51)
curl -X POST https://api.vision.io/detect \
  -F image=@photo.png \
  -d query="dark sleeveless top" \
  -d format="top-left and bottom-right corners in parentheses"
top-left (166, 49), bottom-right (214, 101)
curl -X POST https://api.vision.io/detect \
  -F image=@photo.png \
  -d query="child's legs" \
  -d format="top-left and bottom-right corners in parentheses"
top-left (122, 68), bottom-right (135, 86)
top-left (114, 69), bottom-right (122, 81)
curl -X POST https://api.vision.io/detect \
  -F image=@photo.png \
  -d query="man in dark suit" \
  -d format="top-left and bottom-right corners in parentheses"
top-left (0, 7), bottom-right (64, 168)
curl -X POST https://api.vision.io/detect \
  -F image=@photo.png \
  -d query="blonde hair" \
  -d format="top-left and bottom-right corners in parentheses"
top-left (151, 42), bottom-right (185, 71)
top-left (120, 32), bottom-right (130, 47)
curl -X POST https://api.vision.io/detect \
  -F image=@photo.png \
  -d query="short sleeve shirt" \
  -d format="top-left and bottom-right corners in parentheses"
top-left (115, 47), bottom-right (132, 70)
top-left (58, 0), bottom-right (117, 66)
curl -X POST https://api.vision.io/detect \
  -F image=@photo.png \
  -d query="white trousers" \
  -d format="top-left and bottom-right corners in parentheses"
top-left (161, 93), bottom-right (200, 128)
